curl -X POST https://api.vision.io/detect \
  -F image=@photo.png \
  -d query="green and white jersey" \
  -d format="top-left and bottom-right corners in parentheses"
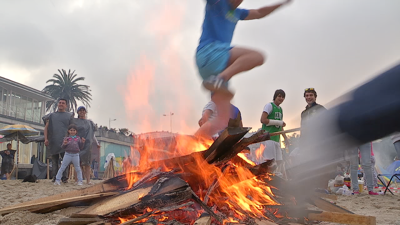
top-left (261, 102), bottom-right (283, 142)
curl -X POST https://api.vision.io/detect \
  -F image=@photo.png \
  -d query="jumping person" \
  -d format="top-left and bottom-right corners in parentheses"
top-left (54, 124), bottom-right (84, 186)
top-left (194, 0), bottom-right (292, 139)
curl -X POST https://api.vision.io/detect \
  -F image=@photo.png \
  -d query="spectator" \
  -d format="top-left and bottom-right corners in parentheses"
top-left (0, 143), bottom-right (16, 180)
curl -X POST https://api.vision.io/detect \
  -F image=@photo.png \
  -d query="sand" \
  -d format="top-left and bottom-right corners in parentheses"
top-left (1, 180), bottom-right (400, 225)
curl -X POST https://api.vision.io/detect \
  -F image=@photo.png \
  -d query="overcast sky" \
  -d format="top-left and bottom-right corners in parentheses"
top-left (1, 0), bottom-right (399, 135)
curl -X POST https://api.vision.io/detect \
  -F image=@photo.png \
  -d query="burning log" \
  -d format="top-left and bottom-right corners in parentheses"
top-left (217, 129), bottom-right (270, 164)
top-left (78, 186), bottom-right (153, 216)
top-left (203, 127), bottom-right (251, 164)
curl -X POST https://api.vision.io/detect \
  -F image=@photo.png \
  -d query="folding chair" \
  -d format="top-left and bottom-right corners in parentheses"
top-left (377, 173), bottom-right (400, 195)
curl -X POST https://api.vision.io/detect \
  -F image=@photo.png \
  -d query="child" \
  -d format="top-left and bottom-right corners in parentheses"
top-left (54, 124), bottom-right (85, 185)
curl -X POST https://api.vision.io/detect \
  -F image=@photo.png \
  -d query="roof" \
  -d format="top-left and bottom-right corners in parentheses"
top-left (0, 76), bottom-right (54, 101)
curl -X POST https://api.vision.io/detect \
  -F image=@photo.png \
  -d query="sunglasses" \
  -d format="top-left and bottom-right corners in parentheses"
top-left (305, 88), bottom-right (315, 91)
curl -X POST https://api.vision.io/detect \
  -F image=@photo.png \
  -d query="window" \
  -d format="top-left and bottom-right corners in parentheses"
top-left (16, 95), bottom-right (27, 120)
top-left (25, 98), bottom-right (33, 121)
top-left (33, 101), bottom-right (41, 123)
top-left (2, 89), bottom-right (7, 115)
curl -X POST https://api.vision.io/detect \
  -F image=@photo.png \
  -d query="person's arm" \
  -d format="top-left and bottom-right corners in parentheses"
top-left (260, 103), bottom-right (284, 126)
top-left (44, 120), bottom-right (49, 146)
top-left (61, 137), bottom-right (68, 149)
top-left (79, 137), bottom-right (86, 150)
top-left (93, 134), bottom-right (100, 148)
top-left (260, 111), bottom-right (270, 125)
top-left (245, 0), bottom-right (291, 20)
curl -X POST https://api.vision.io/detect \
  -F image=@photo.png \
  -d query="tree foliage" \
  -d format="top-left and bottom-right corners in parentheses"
top-left (43, 69), bottom-right (92, 112)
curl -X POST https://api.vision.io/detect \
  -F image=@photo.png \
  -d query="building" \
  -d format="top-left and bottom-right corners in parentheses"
top-left (94, 128), bottom-right (138, 173)
top-left (0, 76), bottom-right (53, 164)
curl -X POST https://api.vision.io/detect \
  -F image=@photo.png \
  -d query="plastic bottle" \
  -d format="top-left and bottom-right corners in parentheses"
top-left (358, 179), bottom-right (364, 193)
top-left (344, 175), bottom-right (351, 189)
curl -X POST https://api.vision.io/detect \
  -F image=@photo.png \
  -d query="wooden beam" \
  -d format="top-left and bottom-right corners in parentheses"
top-left (309, 197), bottom-right (353, 214)
top-left (269, 128), bottom-right (300, 136)
top-left (255, 220), bottom-right (279, 225)
top-left (314, 193), bottom-right (338, 201)
top-left (57, 217), bottom-right (103, 225)
top-left (308, 212), bottom-right (376, 225)
top-left (194, 216), bottom-right (211, 225)
top-left (0, 192), bottom-right (117, 215)
top-left (78, 186), bottom-right (152, 216)
top-left (0, 182), bottom-right (120, 215)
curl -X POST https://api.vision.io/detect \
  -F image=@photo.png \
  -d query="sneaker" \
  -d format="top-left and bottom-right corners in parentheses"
top-left (368, 191), bottom-right (379, 195)
top-left (77, 181), bottom-right (83, 186)
top-left (54, 180), bottom-right (61, 185)
top-left (202, 76), bottom-right (233, 97)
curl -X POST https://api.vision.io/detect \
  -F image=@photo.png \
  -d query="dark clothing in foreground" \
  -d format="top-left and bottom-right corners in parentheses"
top-left (338, 63), bottom-right (400, 143)
top-left (0, 150), bottom-right (16, 175)
top-left (73, 118), bottom-right (97, 166)
top-left (291, 63), bottom-right (400, 202)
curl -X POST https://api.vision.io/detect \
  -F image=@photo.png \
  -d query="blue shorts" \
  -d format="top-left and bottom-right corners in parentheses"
top-left (196, 42), bottom-right (232, 81)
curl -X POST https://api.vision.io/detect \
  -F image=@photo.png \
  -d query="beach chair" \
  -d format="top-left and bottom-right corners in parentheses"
top-left (377, 173), bottom-right (400, 195)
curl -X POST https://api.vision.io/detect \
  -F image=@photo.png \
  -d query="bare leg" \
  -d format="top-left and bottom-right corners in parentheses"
top-left (195, 47), bottom-right (264, 139)
top-left (6, 173), bottom-right (11, 180)
top-left (194, 93), bottom-right (232, 139)
top-left (83, 165), bottom-right (91, 184)
top-left (218, 47), bottom-right (264, 81)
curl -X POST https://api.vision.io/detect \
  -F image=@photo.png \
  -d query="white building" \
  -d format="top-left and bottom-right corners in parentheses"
top-left (0, 76), bottom-right (53, 164)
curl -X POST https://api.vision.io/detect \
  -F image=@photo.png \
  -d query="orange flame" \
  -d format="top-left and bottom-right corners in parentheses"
top-left (255, 144), bottom-right (266, 164)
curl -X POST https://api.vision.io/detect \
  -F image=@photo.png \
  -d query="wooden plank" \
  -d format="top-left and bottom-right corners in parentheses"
top-left (269, 127), bottom-right (300, 136)
top-left (57, 217), bottom-right (103, 225)
top-left (204, 127), bottom-right (251, 164)
top-left (219, 129), bottom-right (270, 164)
top-left (255, 220), bottom-right (279, 225)
top-left (310, 197), bottom-right (353, 214)
top-left (308, 212), bottom-right (376, 225)
top-left (314, 193), bottom-right (338, 201)
top-left (78, 186), bottom-right (152, 216)
top-left (0, 192), bottom-right (117, 215)
top-left (194, 216), bottom-right (211, 225)
top-left (0, 182), bottom-right (119, 214)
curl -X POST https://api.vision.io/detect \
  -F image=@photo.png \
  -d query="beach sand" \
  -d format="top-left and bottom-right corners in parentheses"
top-left (0, 180), bottom-right (400, 225)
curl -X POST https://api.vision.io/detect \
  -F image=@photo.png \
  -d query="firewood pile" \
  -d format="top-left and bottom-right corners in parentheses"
top-left (0, 127), bottom-right (377, 225)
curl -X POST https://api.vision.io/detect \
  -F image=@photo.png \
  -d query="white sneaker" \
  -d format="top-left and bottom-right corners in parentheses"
top-left (77, 181), bottom-right (83, 186)
top-left (54, 180), bottom-right (61, 185)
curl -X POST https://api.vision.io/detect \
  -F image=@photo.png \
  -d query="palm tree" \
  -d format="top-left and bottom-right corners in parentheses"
top-left (43, 69), bottom-right (92, 112)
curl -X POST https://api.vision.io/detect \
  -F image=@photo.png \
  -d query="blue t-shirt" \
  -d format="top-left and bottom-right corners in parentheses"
top-left (198, 0), bottom-right (249, 51)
